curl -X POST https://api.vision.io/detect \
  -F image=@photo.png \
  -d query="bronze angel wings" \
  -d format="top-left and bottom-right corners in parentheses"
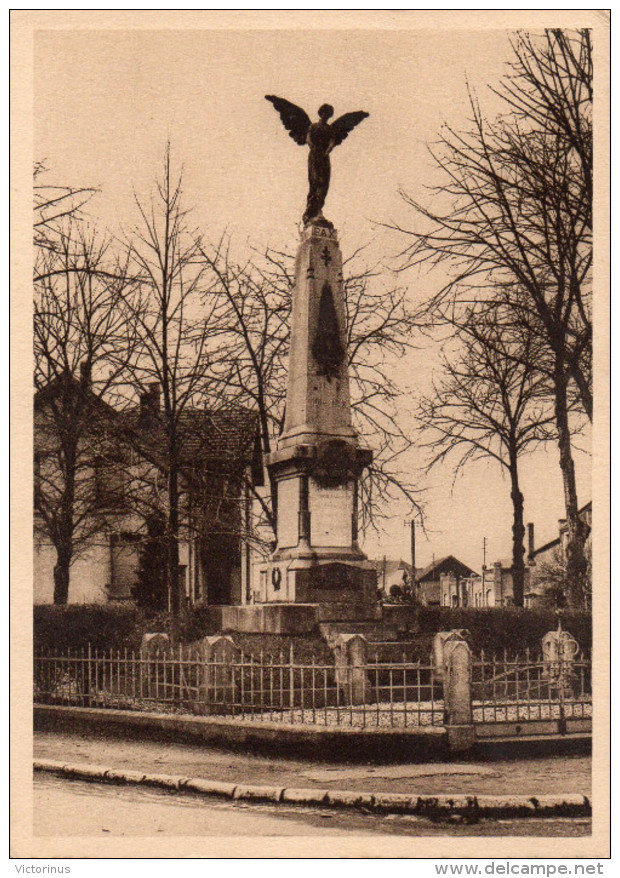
top-left (265, 95), bottom-right (369, 147)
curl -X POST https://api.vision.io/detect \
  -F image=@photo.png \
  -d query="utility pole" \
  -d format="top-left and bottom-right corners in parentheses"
top-left (410, 519), bottom-right (416, 577)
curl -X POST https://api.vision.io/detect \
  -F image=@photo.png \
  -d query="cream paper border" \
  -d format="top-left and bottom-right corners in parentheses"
top-left (10, 9), bottom-right (610, 859)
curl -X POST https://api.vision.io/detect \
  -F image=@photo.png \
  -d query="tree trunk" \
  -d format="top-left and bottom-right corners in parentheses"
top-left (167, 463), bottom-right (181, 618)
top-left (508, 449), bottom-right (525, 608)
top-left (553, 355), bottom-right (587, 606)
top-left (53, 546), bottom-right (71, 605)
top-left (53, 477), bottom-right (75, 605)
top-left (258, 397), bottom-right (278, 540)
top-left (569, 359), bottom-right (593, 422)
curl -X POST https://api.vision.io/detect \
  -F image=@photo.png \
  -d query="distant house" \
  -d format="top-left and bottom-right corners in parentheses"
top-left (372, 558), bottom-right (412, 595)
top-left (416, 556), bottom-right (478, 606)
top-left (34, 375), bottom-right (262, 606)
top-left (471, 561), bottom-right (531, 608)
top-left (477, 501), bottom-right (593, 609)
top-left (526, 502), bottom-right (592, 607)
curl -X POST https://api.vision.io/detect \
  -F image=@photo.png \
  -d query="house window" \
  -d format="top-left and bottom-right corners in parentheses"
top-left (109, 532), bottom-right (140, 599)
top-left (94, 458), bottom-right (125, 509)
top-left (178, 565), bottom-right (187, 599)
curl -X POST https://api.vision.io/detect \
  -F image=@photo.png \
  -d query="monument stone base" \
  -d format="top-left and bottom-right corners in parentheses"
top-left (256, 554), bottom-right (377, 614)
top-left (218, 599), bottom-right (382, 635)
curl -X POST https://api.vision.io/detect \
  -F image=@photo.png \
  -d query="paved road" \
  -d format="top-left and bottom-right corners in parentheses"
top-left (34, 774), bottom-right (591, 838)
top-left (33, 731), bottom-right (591, 797)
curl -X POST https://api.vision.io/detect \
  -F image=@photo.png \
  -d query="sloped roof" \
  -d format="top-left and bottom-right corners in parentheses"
top-left (119, 406), bottom-right (260, 471)
top-left (34, 376), bottom-right (261, 477)
top-left (34, 372), bottom-right (119, 419)
top-left (416, 555), bottom-right (479, 582)
top-left (531, 537), bottom-right (561, 559)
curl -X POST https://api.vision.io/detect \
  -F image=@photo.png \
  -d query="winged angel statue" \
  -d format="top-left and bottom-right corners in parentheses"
top-left (265, 96), bottom-right (369, 225)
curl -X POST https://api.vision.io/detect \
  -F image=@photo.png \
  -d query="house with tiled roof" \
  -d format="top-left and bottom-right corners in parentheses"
top-left (415, 556), bottom-right (479, 606)
top-left (34, 376), bottom-right (262, 606)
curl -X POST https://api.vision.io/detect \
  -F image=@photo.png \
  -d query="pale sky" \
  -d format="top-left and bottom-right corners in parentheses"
top-left (33, 24), bottom-right (592, 572)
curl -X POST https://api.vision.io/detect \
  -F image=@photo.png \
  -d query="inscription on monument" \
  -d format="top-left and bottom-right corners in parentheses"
top-left (309, 481), bottom-right (352, 547)
top-left (277, 478), bottom-right (300, 548)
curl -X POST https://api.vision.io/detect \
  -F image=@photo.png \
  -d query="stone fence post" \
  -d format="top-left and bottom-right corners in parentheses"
top-left (541, 624), bottom-right (580, 700)
top-left (431, 629), bottom-right (470, 682)
top-left (140, 632), bottom-right (170, 658)
top-left (333, 633), bottom-right (370, 706)
top-left (197, 635), bottom-right (237, 716)
top-left (442, 631), bottom-right (475, 752)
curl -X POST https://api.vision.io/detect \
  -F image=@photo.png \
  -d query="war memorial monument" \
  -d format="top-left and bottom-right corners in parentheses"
top-left (224, 96), bottom-right (384, 634)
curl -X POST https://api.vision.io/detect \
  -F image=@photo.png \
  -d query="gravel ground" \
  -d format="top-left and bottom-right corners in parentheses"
top-left (36, 695), bottom-right (592, 728)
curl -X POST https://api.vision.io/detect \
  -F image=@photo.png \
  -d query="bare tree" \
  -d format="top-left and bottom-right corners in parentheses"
top-left (120, 147), bottom-right (233, 616)
top-left (417, 311), bottom-right (555, 606)
top-left (34, 162), bottom-right (97, 259)
top-left (34, 220), bottom-right (134, 604)
top-left (392, 28), bottom-right (592, 603)
top-left (499, 30), bottom-right (592, 233)
top-left (344, 256), bottom-right (421, 533)
top-left (198, 241), bottom-right (290, 537)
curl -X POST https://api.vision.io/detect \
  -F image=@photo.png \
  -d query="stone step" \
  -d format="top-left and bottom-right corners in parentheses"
top-left (319, 621), bottom-right (401, 646)
top-left (365, 641), bottom-right (422, 663)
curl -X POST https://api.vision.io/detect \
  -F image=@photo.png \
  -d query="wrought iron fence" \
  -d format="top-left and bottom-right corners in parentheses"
top-left (33, 646), bottom-right (444, 729)
top-left (33, 639), bottom-right (592, 735)
top-left (471, 647), bottom-right (592, 727)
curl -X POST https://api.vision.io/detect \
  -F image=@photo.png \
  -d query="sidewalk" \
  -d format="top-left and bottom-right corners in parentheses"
top-left (34, 729), bottom-right (591, 799)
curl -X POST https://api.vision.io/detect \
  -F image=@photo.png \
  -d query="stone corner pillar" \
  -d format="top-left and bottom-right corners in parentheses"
top-left (140, 632), bottom-right (170, 658)
top-left (197, 635), bottom-right (237, 716)
top-left (442, 631), bottom-right (475, 752)
top-left (333, 632), bottom-right (370, 705)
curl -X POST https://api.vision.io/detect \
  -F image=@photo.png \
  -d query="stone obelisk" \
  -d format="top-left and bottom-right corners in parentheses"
top-left (262, 216), bottom-right (376, 619)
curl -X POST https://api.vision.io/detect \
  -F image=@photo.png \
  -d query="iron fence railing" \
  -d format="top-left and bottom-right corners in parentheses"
top-left (33, 646), bottom-right (444, 729)
top-left (33, 642), bottom-right (592, 733)
top-left (471, 647), bottom-right (592, 725)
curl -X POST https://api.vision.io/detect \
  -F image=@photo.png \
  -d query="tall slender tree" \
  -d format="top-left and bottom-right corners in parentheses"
top-left (34, 218), bottom-right (134, 604)
top-left (121, 147), bottom-right (231, 616)
top-left (393, 28), bottom-right (592, 602)
top-left (418, 310), bottom-right (555, 607)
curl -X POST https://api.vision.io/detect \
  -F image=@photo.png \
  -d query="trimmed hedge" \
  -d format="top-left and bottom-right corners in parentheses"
top-left (415, 606), bottom-right (592, 654)
top-left (34, 603), bottom-right (592, 656)
top-left (32, 604), bottom-right (330, 658)
top-left (33, 604), bottom-right (220, 653)
top-left (34, 605), bottom-right (154, 652)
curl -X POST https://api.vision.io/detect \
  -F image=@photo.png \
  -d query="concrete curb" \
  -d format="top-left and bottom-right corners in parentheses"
top-left (33, 704), bottom-right (447, 762)
top-left (34, 704), bottom-right (591, 764)
top-left (33, 759), bottom-right (591, 820)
